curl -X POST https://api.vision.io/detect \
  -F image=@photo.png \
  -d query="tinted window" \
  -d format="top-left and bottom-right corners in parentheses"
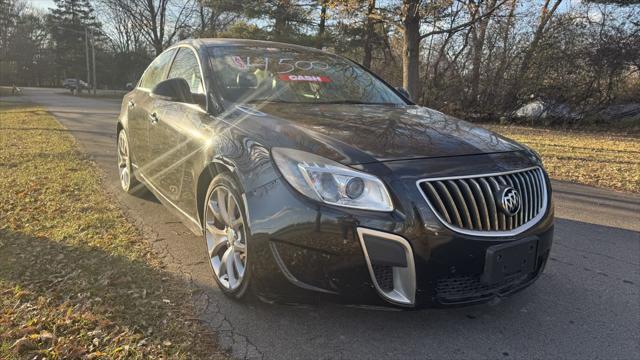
top-left (167, 48), bottom-right (205, 94)
top-left (139, 49), bottom-right (176, 90)
top-left (207, 46), bottom-right (404, 105)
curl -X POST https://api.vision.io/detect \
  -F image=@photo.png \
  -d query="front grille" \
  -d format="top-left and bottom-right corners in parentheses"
top-left (418, 167), bottom-right (547, 234)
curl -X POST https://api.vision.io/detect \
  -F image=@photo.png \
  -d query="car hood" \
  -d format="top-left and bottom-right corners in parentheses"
top-left (235, 103), bottom-right (524, 165)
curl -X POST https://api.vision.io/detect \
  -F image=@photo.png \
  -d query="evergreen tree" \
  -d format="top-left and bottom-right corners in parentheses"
top-left (48, 0), bottom-right (100, 83)
top-left (243, 0), bottom-right (315, 43)
top-left (0, 0), bottom-right (18, 62)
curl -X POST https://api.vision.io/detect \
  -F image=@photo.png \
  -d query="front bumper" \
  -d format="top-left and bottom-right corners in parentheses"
top-left (244, 152), bottom-right (554, 308)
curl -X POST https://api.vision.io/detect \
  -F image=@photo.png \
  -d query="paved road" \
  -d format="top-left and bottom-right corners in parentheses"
top-left (4, 88), bottom-right (639, 359)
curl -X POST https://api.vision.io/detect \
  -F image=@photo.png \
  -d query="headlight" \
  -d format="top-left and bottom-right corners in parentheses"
top-left (272, 148), bottom-right (393, 212)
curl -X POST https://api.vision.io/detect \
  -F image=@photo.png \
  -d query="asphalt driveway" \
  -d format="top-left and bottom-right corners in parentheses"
top-left (4, 87), bottom-right (639, 359)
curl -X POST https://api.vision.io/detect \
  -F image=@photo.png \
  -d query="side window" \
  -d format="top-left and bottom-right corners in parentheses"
top-left (139, 49), bottom-right (176, 90)
top-left (167, 48), bottom-right (204, 94)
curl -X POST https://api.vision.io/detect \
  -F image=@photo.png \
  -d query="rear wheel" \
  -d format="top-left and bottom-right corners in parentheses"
top-left (203, 174), bottom-right (252, 298)
top-left (117, 129), bottom-right (139, 193)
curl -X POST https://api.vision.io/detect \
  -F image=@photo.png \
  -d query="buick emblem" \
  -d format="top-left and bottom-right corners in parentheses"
top-left (497, 186), bottom-right (521, 216)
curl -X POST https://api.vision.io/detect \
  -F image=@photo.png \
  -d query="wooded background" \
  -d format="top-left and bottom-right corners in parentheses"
top-left (1, 0), bottom-right (638, 122)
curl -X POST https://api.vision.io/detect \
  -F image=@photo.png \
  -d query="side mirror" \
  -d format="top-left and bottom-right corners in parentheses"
top-left (151, 78), bottom-right (194, 104)
top-left (125, 82), bottom-right (133, 91)
top-left (396, 87), bottom-right (411, 101)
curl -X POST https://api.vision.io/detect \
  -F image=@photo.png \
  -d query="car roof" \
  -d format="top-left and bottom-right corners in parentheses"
top-left (173, 38), bottom-right (325, 54)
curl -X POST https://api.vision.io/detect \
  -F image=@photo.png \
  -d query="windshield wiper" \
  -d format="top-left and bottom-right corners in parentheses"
top-left (245, 98), bottom-right (300, 104)
top-left (244, 99), bottom-right (398, 105)
top-left (313, 100), bottom-right (396, 105)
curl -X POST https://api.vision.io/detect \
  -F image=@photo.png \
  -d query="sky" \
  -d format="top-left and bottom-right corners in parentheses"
top-left (29, 0), bottom-right (54, 10)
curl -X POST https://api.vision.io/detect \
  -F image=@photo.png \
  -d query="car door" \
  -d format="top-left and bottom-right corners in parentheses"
top-left (146, 46), bottom-right (208, 208)
top-left (129, 48), bottom-right (176, 169)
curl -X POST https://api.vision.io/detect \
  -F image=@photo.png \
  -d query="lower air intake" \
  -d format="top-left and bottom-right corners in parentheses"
top-left (371, 264), bottom-right (394, 292)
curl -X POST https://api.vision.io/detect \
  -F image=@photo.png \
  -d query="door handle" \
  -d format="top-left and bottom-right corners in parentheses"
top-left (149, 112), bottom-right (159, 124)
top-left (128, 100), bottom-right (135, 109)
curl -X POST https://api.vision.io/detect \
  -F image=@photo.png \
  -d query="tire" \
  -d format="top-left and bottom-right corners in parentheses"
top-left (117, 129), bottom-right (140, 194)
top-left (203, 173), bottom-right (252, 299)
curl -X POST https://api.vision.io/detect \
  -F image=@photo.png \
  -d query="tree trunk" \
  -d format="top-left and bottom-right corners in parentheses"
top-left (317, 0), bottom-right (327, 48)
top-left (469, 0), bottom-right (496, 108)
top-left (402, 0), bottom-right (420, 100)
top-left (493, 0), bottom-right (516, 108)
top-left (199, 4), bottom-right (206, 33)
top-left (153, 40), bottom-right (163, 56)
top-left (510, 0), bottom-right (563, 105)
top-left (273, 0), bottom-right (291, 38)
top-left (363, 0), bottom-right (376, 69)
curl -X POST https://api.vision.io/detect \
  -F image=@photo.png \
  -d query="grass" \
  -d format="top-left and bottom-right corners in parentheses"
top-left (488, 125), bottom-right (640, 193)
top-left (0, 102), bottom-right (226, 359)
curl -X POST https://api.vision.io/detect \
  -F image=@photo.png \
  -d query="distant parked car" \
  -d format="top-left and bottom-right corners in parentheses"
top-left (63, 78), bottom-right (89, 91)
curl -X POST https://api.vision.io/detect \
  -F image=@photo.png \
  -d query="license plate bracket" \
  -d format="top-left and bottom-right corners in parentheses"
top-left (481, 237), bottom-right (538, 285)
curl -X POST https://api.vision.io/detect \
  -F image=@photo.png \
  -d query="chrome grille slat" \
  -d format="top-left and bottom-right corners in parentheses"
top-left (417, 167), bottom-right (548, 236)
top-left (424, 182), bottom-right (452, 223)
top-left (467, 179), bottom-right (489, 230)
top-left (509, 173), bottom-right (521, 223)
top-left (523, 172), bottom-right (535, 221)
top-left (532, 169), bottom-right (540, 214)
top-left (534, 169), bottom-right (543, 213)
top-left (435, 181), bottom-right (463, 227)
top-left (515, 174), bottom-right (526, 225)
top-left (478, 178), bottom-right (498, 230)
top-left (518, 172), bottom-right (528, 221)
top-left (538, 170), bottom-right (544, 211)
top-left (530, 170), bottom-right (538, 216)
top-left (447, 181), bottom-right (474, 229)
top-left (490, 178), bottom-right (510, 230)
top-left (456, 180), bottom-right (478, 229)
top-left (522, 172), bottom-right (533, 221)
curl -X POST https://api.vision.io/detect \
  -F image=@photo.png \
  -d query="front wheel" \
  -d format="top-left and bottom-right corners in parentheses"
top-left (203, 173), bottom-right (252, 299)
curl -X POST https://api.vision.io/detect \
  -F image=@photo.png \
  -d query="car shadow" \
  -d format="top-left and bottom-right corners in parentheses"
top-left (129, 184), bottom-right (162, 204)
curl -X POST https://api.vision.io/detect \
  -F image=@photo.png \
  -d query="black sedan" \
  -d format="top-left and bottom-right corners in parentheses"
top-left (116, 39), bottom-right (554, 308)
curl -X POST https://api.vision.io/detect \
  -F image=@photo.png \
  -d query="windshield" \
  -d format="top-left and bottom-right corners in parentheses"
top-left (207, 46), bottom-right (406, 105)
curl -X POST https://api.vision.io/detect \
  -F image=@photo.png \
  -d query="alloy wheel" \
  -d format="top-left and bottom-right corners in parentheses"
top-left (204, 185), bottom-right (247, 291)
top-left (117, 131), bottom-right (131, 191)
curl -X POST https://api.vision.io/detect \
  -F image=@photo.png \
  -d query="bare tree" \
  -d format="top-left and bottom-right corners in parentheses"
top-left (509, 0), bottom-right (563, 104)
top-left (317, 0), bottom-right (328, 48)
top-left (98, 0), bottom-right (197, 55)
top-left (96, 2), bottom-right (143, 54)
top-left (399, 0), bottom-right (507, 100)
top-left (362, 0), bottom-right (376, 68)
top-left (196, 0), bottom-right (242, 37)
top-left (468, 0), bottom-right (498, 108)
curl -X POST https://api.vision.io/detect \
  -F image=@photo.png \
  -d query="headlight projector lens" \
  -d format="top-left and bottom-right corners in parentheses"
top-left (346, 177), bottom-right (365, 199)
